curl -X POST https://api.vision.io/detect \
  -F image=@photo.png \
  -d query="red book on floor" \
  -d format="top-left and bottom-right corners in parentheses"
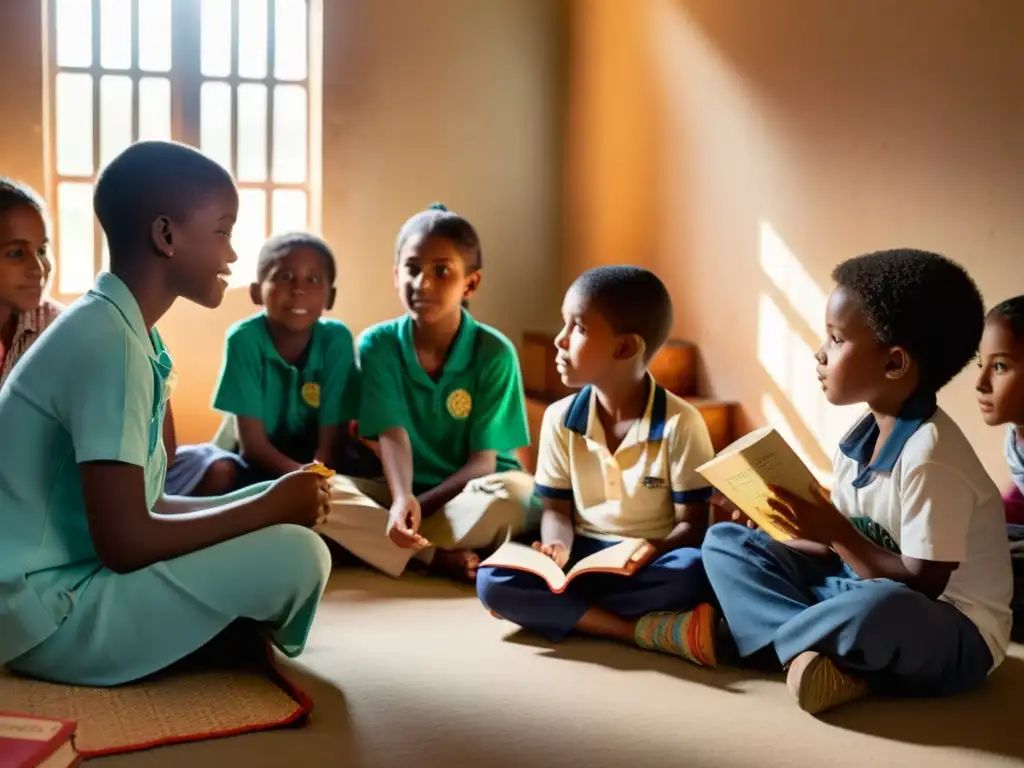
top-left (0, 712), bottom-right (78, 768)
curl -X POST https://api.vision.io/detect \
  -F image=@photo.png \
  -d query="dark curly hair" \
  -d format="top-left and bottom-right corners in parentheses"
top-left (394, 203), bottom-right (481, 271)
top-left (571, 265), bottom-right (674, 363)
top-left (831, 248), bottom-right (984, 393)
top-left (987, 295), bottom-right (1024, 342)
top-left (256, 232), bottom-right (336, 284)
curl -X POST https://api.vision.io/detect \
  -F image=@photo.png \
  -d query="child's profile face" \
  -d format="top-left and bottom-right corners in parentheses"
top-left (254, 246), bottom-right (334, 332)
top-left (814, 286), bottom-right (898, 406)
top-left (165, 185), bottom-right (239, 309)
top-left (394, 233), bottom-right (479, 326)
top-left (976, 316), bottom-right (1024, 426)
top-left (0, 204), bottom-right (50, 313)
top-left (553, 285), bottom-right (620, 389)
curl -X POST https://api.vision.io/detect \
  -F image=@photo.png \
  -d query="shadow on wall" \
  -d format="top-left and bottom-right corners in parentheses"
top-left (620, 0), bottom-right (1024, 486)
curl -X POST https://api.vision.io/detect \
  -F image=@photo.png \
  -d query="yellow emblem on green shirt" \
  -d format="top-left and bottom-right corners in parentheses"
top-left (446, 388), bottom-right (472, 419)
top-left (302, 381), bottom-right (321, 408)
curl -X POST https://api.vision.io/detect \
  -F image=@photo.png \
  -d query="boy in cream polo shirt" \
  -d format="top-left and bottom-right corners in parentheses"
top-left (703, 249), bottom-right (1012, 715)
top-left (477, 266), bottom-right (719, 667)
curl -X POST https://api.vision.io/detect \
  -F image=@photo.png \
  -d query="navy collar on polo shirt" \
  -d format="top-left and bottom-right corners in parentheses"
top-left (839, 389), bottom-right (938, 489)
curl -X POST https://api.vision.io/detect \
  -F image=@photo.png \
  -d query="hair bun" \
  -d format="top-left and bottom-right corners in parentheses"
top-left (427, 202), bottom-right (449, 212)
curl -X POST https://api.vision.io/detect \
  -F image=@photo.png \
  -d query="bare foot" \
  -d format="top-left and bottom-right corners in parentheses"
top-left (430, 549), bottom-right (480, 583)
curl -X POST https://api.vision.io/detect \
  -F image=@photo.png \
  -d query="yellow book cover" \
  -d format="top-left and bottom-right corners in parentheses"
top-left (696, 427), bottom-right (819, 542)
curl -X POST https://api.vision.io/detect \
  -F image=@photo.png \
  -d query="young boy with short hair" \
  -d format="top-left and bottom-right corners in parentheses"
top-left (703, 249), bottom-right (1012, 714)
top-left (477, 266), bottom-right (718, 666)
top-left (212, 232), bottom-right (364, 484)
top-left (322, 204), bottom-right (535, 582)
top-left (0, 178), bottom-right (61, 388)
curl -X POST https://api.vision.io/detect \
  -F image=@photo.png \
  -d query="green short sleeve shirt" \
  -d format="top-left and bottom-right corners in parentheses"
top-left (357, 310), bottom-right (529, 490)
top-left (0, 272), bottom-right (173, 665)
top-left (213, 314), bottom-right (358, 460)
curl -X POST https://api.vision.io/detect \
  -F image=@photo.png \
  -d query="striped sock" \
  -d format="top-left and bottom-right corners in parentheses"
top-left (634, 604), bottom-right (717, 668)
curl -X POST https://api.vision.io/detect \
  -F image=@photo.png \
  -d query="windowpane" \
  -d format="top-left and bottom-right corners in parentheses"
top-left (57, 182), bottom-right (96, 294)
top-left (201, 0), bottom-right (232, 77)
top-left (101, 237), bottom-right (110, 275)
top-left (233, 189), bottom-right (267, 286)
top-left (200, 81), bottom-right (233, 173)
top-left (138, 78), bottom-right (172, 141)
top-left (237, 84), bottom-right (268, 182)
top-left (99, 0), bottom-right (132, 70)
top-left (55, 0), bottom-right (93, 68)
top-left (138, 0), bottom-right (172, 72)
top-left (272, 86), bottom-right (307, 183)
top-left (99, 75), bottom-right (133, 169)
top-left (238, 0), bottom-right (268, 79)
top-left (272, 190), bottom-right (307, 235)
top-left (55, 73), bottom-right (94, 177)
top-left (274, 0), bottom-right (307, 81)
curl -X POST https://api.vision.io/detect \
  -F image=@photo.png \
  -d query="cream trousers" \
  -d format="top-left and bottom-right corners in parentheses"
top-left (317, 471), bottom-right (538, 577)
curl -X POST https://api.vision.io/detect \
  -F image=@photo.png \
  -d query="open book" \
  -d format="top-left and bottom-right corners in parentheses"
top-left (696, 427), bottom-right (820, 542)
top-left (479, 538), bottom-right (654, 594)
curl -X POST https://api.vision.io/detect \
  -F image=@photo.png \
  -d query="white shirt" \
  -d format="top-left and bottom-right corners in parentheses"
top-left (830, 398), bottom-right (1013, 669)
top-left (533, 377), bottom-right (715, 540)
top-left (1005, 425), bottom-right (1024, 497)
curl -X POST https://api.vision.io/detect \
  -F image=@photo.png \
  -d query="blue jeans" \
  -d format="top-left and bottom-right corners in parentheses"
top-left (477, 535), bottom-right (711, 641)
top-left (702, 523), bottom-right (993, 697)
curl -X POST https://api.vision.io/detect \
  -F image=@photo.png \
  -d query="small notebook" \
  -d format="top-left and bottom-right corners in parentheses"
top-left (696, 426), bottom-right (820, 542)
top-left (0, 711), bottom-right (79, 768)
top-left (479, 538), bottom-right (654, 593)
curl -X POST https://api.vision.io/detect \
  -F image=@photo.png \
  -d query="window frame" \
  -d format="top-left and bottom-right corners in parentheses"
top-left (43, 0), bottom-right (322, 300)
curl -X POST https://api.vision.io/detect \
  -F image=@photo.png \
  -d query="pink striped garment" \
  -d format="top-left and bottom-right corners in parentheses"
top-left (0, 300), bottom-right (63, 389)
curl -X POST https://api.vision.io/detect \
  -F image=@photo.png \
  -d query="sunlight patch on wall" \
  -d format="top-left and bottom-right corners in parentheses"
top-left (760, 393), bottom-right (832, 485)
top-left (757, 221), bottom-right (860, 471)
top-left (759, 220), bottom-right (827, 339)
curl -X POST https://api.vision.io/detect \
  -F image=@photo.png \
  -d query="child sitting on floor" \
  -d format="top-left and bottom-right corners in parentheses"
top-left (703, 249), bottom-right (1012, 715)
top-left (322, 203), bottom-right (535, 582)
top-left (0, 141), bottom-right (332, 687)
top-left (975, 294), bottom-right (1024, 636)
top-left (212, 232), bottom-right (366, 485)
top-left (477, 266), bottom-right (718, 667)
top-left (0, 178), bottom-right (61, 388)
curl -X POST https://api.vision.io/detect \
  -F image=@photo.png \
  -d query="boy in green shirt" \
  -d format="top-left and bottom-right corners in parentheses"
top-left (320, 204), bottom-right (535, 582)
top-left (213, 233), bottom-right (370, 485)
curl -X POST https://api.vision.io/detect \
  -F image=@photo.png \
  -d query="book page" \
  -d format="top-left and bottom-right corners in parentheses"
top-left (565, 538), bottom-right (649, 579)
top-left (478, 542), bottom-right (569, 591)
top-left (697, 429), bottom-right (819, 541)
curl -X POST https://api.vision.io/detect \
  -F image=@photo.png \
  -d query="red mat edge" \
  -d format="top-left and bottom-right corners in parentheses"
top-left (76, 641), bottom-right (313, 759)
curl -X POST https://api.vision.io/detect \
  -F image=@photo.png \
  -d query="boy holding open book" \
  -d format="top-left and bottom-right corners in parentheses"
top-left (702, 250), bottom-right (1012, 714)
top-left (476, 266), bottom-right (718, 667)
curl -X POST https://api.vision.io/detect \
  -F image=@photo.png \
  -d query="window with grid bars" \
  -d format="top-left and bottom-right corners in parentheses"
top-left (47, 0), bottom-right (318, 295)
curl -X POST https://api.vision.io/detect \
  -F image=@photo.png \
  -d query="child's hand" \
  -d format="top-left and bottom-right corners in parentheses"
top-left (532, 540), bottom-right (569, 569)
top-left (710, 491), bottom-right (758, 529)
top-left (387, 495), bottom-right (430, 550)
top-left (265, 470), bottom-right (331, 528)
top-left (767, 483), bottom-right (849, 546)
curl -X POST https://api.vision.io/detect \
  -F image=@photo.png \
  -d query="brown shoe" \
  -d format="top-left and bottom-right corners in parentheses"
top-left (786, 651), bottom-right (868, 714)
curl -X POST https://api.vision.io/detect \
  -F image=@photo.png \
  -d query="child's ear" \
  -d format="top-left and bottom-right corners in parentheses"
top-left (392, 264), bottom-right (400, 289)
top-left (463, 270), bottom-right (482, 301)
top-left (613, 333), bottom-right (644, 362)
top-left (150, 215), bottom-right (174, 258)
top-left (326, 286), bottom-right (336, 311)
top-left (248, 282), bottom-right (264, 306)
top-left (884, 346), bottom-right (912, 380)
